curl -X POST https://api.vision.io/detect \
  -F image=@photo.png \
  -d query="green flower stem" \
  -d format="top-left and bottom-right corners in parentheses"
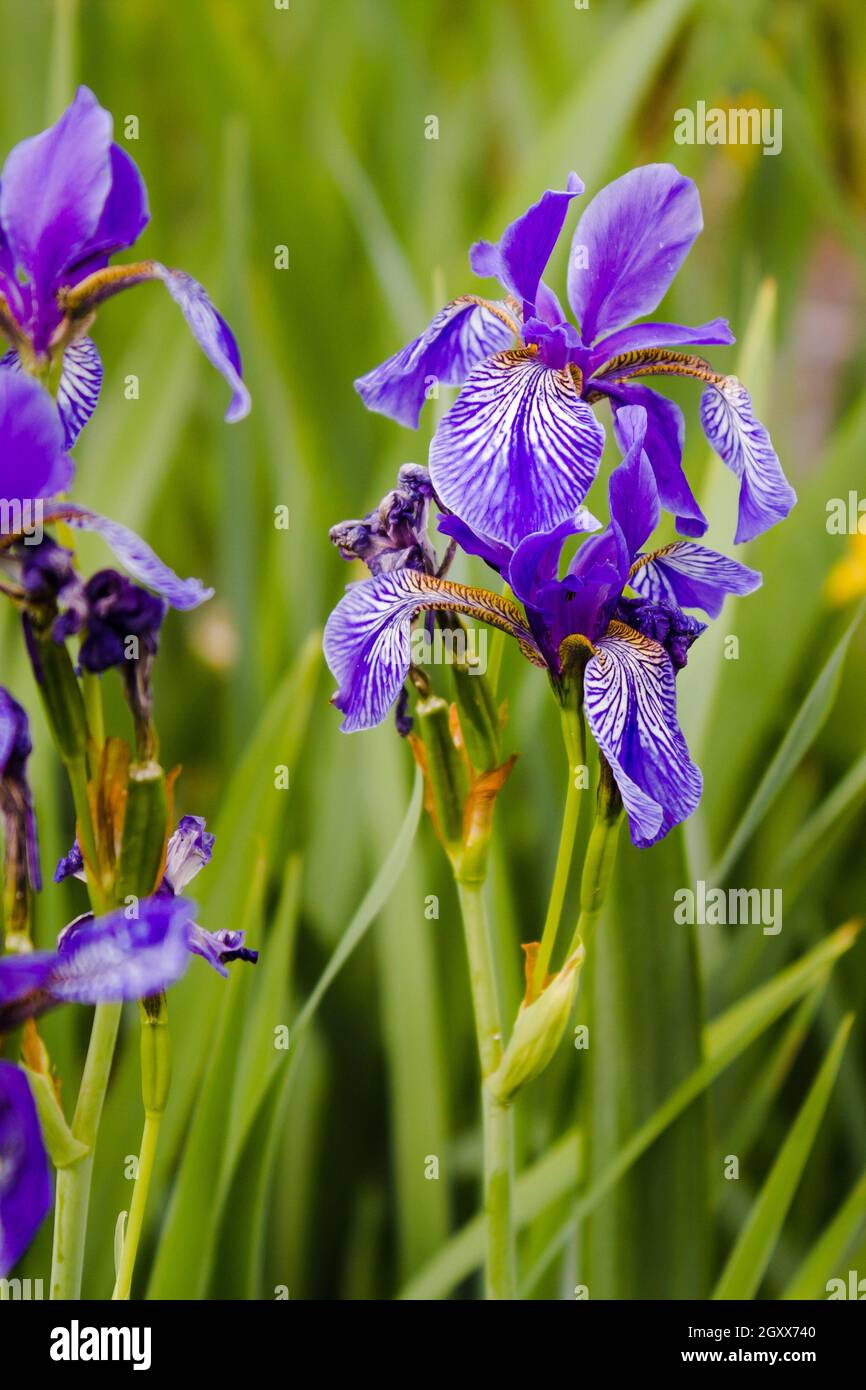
top-left (112, 1112), bottom-right (161, 1301)
top-left (113, 993), bottom-right (170, 1299)
top-left (65, 753), bottom-right (110, 914)
top-left (530, 705), bottom-right (586, 998)
top-left (567, 766), bottom-right (623, 957)
top-left (456, 878), bottom-right (516, 1300)
top-left (50, 1001), bottom-right (122, 1299)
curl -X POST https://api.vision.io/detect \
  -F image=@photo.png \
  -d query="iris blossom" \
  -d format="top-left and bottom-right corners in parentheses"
top-left (0, 86), bottom-right (249, 447)
top-left (324, 407), bottom-right (761, 847)
top-left (54, 814), bottom-right (258, 980)
top-left (0, 896), bottom-right (199, 1031)
top-left (355, 164), bottom-right (795, 547)
top-left (0, 1059), bottom-right (52, 1277)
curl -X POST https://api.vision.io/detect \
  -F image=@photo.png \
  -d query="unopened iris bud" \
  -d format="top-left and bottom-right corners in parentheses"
top-left (115, 763), bottom-right (169, 903)
top-left (411, 694), bottom-right (469, 857)
top-left (488, 944), bottom-right (585, 1105)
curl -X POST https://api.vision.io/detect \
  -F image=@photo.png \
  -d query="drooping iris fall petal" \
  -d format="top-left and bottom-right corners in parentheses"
top-left (429, 349), bottom-right (606, 548)
top-left (584, 621), bottom-right (702, 848)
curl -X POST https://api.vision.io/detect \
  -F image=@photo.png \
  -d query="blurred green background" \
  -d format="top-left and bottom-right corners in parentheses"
top-left (4, 0), bottom-right (866, 1299)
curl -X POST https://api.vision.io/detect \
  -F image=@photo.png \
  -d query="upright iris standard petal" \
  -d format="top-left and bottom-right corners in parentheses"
top-left (324, 568), bottom-right (541, 732)
top-left (567, 164), bottom-right (703, 346)
top-left (1, 338), bottom-right (103, 448)
top-left (700, 377), bottom-right (796, 543)
top-left (0, 1061), bottom-right (52, 1278)
top-left (469, 173), bottom-right (583, 308)
top-left (584, 621), bottom-right (702, 848)
top-left (507, 507), bottom-right (601, 608)
top-left (630, 541), bottom-right (762, 619)
top-left (429, 349), bottom-right (606, 548)
top-left (151, 265), bottom-right (250, 423)
top-left (354, 298), bottom-right (515, 428)
top-left (0, 371), bottom-right (73, 501)
top-left (598, 382), bottom-right (708, 538)
top-left (43, 503), bottom-right (213, 609)
top-left (71, 143), bottom-right (149, 276)
top-left (607, 405), bottom-right (659, 561)
top-left (0, 87), bottom-right (112, 324)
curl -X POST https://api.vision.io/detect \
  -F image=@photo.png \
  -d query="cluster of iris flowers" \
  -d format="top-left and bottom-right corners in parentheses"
top-left (325, 162), bottom-right (794, 1297)
top-left (0, 89), bottom-right (251, 1294)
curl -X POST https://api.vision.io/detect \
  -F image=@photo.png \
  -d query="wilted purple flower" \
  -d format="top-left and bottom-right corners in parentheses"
top-left (0, 688), bottom-right (41, 931)
top-left (355, 165), bottom-right (794, 547)
top-left (162, 814), bottom-right (215, 892)
top-left (0, 895), bottom-right (199, 1030)
top-left (0, 86), bottom-right (249, 446)
top-left (325, 408), bottom-right (762, 847)
top-left (0, 1060), bottom-right (52, 1277)
top-left (55, 814), bottom-right (257, 977)
top-left (330, 464), bottom-right (437, 576)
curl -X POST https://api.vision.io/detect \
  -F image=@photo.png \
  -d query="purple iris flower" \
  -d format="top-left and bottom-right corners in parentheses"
top-left (0, 1060), bottom-right (52, 1277)
top-left (0, 86), bottom-right (249, 446)
top-left (324, 407), bottom-right (762, 847)
top-left (0, 687), bottom-right (40, 899)
top-left (355, 165), bottom-right (794, 548)
top-left (55, 814), bottom-right (257, 978)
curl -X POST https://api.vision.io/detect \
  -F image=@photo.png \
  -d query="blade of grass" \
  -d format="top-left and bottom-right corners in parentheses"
top-left (713, 1014), bottom-right (854, 1300)
top-left (401, 923), bottom-right (859, 1299)
top-left (781, 1164), bottom-right (866, 1300)
top-left (709, 604), bottom-right (864, 885)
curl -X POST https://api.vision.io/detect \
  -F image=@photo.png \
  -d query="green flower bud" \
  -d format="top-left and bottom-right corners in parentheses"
top-left (488, 945), bottom-right (585, 1105)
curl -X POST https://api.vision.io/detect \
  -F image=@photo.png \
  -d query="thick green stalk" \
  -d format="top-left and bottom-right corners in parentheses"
top-left (50, 1001), bottom-right (122, 1299)
top-left (456, 879), bottom-right (516, 1300)
top-left (113, 993), bottom-right (170, 1300)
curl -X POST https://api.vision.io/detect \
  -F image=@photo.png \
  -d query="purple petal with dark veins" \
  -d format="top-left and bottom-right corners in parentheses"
top-left (44, 503), bottom-right (213, 609)
top-left (4, 337), bottom-right (104, 447)
top-left (0, 371), bottom-right (73, 501)
top-left (324, 569), bottom-right (540, 732)
top-left (699, 377), bottom-right (796, 543)
top-left (585, 621), bottom-right (702, 848)
top-left (429, 349), bottom-right (606, 548)
top-left (48, 896), bottom-right (198, 1004)
top-left (164, 815), bottom-right (215, 894)
top-left (567, 165), bottom-right (703, 346)
top-left (470, 173), bottom-right (583, 308)
top-left (0, 1061), bottom-right (52, 1277)
top-left (354, 298), bottom-right (514, 429)
top-left (150, 265), bottom-right (250, 423)
top-left (630, 541), bottom-right (762, 619)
